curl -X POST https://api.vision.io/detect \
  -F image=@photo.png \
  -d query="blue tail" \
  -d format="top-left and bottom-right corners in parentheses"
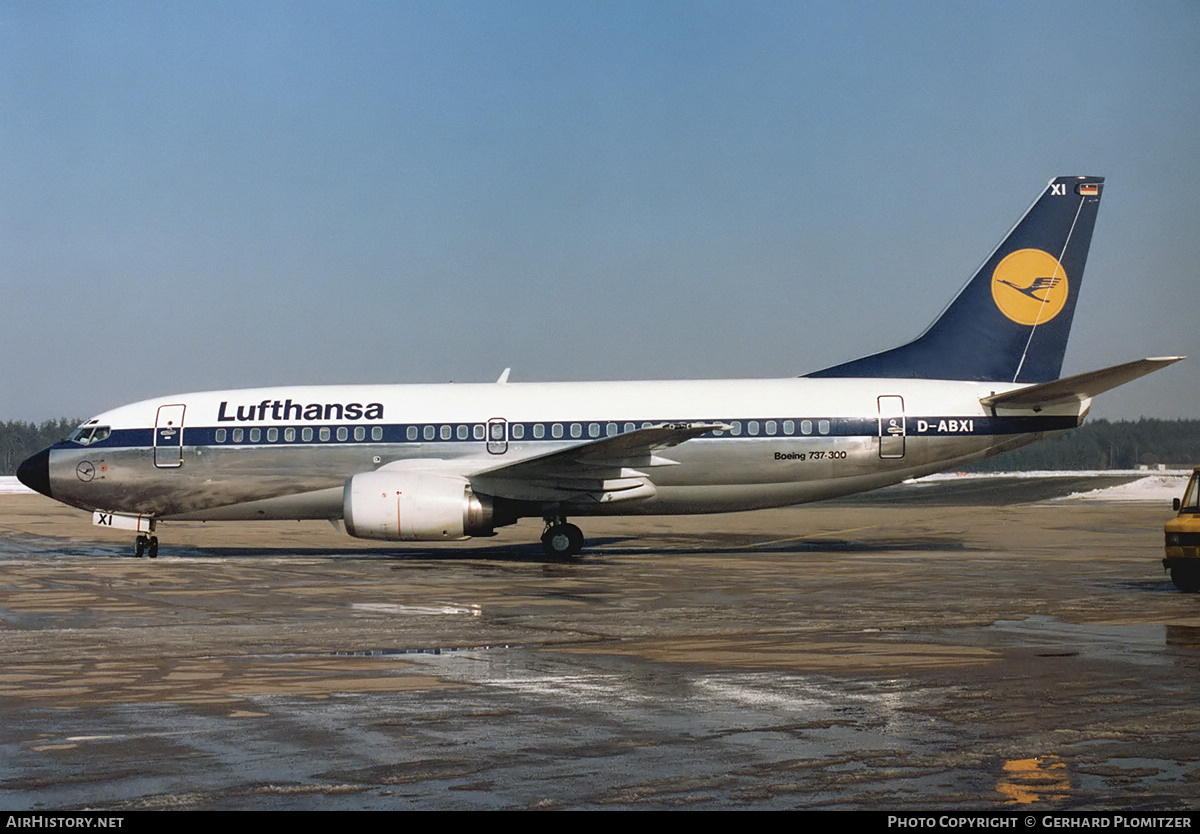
top-left (807, 176), bottom-right (1104, 383)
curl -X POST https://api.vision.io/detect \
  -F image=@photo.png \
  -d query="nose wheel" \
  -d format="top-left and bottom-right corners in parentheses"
top-left (541, 518), bottom-right (584, 559)
top-left (134, 534), bottom-right (159, 559)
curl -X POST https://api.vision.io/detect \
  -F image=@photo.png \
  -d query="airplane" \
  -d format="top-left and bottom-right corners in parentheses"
top-left (16, 175), bottom-right (1183, 560)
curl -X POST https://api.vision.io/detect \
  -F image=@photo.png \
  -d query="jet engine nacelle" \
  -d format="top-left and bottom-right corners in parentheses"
top-left (343, 471), bottom-right (494, 541)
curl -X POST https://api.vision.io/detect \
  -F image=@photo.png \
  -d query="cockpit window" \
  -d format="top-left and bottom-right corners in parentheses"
top-left (69, 425), bottom-right (111, 445)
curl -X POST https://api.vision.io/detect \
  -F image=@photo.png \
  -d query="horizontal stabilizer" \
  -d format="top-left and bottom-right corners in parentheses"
top-left (980, 357), bottom-right (1184, 411)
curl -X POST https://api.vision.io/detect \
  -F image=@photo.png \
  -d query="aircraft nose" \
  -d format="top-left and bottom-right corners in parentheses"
top-left (16, 448), bottom-right (52, 498)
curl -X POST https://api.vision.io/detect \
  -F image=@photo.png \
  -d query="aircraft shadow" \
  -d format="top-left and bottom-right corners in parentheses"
top-left (101, 533), bottom-right (971, 564)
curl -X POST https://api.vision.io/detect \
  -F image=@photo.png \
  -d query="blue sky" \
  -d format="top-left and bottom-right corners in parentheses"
top-left (3, 1), bottom-right (1198, 421)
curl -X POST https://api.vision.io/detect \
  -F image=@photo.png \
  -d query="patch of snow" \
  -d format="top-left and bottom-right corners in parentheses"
top-left (1052, 474), bottom-right (1188, 503)
top-left (904, 470), bottom-right (1189, 502)
top-left (0, 476), bottom-right (33, 495)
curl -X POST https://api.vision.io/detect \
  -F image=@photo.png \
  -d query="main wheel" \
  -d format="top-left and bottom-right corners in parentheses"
top-left (147, 536), bottom-right (159, 559)
top-left (1169, 564), bottom-right (1200, 593)
top-left (134, 535), bottom-right (147, 558)
top-left (541, 523), bottom-right (584, 559)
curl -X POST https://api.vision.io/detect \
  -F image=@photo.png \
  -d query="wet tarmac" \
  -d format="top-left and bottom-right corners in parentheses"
top-left (1, 489), bottom-right (1198, 810)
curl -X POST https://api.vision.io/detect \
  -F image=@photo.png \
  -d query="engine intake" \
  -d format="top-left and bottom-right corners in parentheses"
top-left (343, 471), bottom-right (494, 541)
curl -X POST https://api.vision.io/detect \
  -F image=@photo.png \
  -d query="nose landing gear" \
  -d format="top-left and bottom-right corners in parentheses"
top-left (134, 534), bottom-right (158, 559)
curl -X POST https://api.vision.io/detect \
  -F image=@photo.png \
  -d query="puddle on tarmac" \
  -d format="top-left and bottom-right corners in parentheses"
top-left (996, 756), bottom-right (1070, 804)
top-left (987, 616), bottom-right (1175, 666)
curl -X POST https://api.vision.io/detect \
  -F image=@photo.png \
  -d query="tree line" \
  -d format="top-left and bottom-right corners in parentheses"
top-left (1, 419), bottom-right (81, 475)
top-left (965, 418), bottom-right (1200, 471)
top-left (1, 416), bottom-right (1198, 476)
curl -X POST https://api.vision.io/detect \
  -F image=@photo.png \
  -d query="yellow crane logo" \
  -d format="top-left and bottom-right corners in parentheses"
top-left (990, 248), bottom-right (1069, 326)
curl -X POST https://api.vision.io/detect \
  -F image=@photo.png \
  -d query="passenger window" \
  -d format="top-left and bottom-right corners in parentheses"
top-left (457, 425), bottom-right (469, 440)
top-left (371, 426), bottom-right (382, 441)
top-left (337, 427), bottom-right (348, 442)
top-left (730, 422), bottom-right (742, 436)
top-left (233, 429), bottom-right (244, 443)
top-left (319, 427), bottom-right (331, 442)
top-left (355, 426), bottom-right (366, 441)
top-left (748, 420), bottom-right (760, 436)
top-left (440, 425), bottom-right (451, 440)
top-left (570, 423), bottom-right (582, 438)
top-left (512, 424), bottom-right (525, 440)
top-left (624, 422), bottom-right (635, 433)
top-left (215, 428), bottom-right (227, 443)
top-left (302, 427), bottom-right (313, 442)
top-left (423, 425), bottom-right (435, 441)
top-left (765, 420), bottom-right (777, 435)
top-left (407, 426), bottom-right (418, 441)
top-left (801, 420), bottom-right (812, 435)
top-left (588, 422), bottom-right (600, 438)
top-left (818, 420), bottom-right (830, 435)
top-left (249, 428), bottom-right (260, 443)
top-left (606, 423), bottom-right (618, 436)
top-left (533, 424), bottom-right (545, 439)
top-left (783, 420), bottom-right (794, 435)
top-left (552, 423), bottom-right (563, 439)
top-left (267, 428), bottom-right (278, 442)
top-left (473, 424), bottom-right (485, 440)
top-left (285, 427), bottom-right (296, 442)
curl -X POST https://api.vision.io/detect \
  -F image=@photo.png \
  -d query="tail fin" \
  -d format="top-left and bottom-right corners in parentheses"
top-left (807, 175), bottom-right (1104, 383)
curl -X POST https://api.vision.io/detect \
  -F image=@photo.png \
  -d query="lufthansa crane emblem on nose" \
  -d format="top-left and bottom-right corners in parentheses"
top-left (76, 461), bottom-right (95, 482)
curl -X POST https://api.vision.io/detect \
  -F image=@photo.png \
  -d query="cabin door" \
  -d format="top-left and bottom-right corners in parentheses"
top-left (487, 418), bottom-right (508, 455)
top-left (154, 404), bottom-right (186, 468)
top-left (877, 396), bottom-right (906, 459)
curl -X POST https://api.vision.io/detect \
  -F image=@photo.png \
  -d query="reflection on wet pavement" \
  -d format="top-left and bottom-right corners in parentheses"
top-left (1, 497), bottom-right (1198, 809)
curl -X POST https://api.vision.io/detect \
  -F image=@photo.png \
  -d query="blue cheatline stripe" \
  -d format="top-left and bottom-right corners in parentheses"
top-left (57, 414), bottom-right (1079, 451)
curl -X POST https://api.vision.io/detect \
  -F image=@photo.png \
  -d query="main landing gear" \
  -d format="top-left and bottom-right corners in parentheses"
top-left (134, 534), bottom-right (158, 559)
top-left (541, 516), bottom-right (584, 559)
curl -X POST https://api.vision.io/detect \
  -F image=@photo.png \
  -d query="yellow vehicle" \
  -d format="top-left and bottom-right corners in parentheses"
top-left (1164, 467), bottom-right (1200, 592)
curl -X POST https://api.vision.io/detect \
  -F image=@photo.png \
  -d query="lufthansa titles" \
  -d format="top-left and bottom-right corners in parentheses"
top-left (217, 399), bottom-right (385, 422)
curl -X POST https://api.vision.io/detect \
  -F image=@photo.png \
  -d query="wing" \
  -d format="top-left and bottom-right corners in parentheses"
top-left (467, 422), bottom-right (727, 504)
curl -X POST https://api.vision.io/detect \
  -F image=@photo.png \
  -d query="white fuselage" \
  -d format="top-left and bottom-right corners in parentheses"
top-left (43, 376), bottom-right (1083, 523)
